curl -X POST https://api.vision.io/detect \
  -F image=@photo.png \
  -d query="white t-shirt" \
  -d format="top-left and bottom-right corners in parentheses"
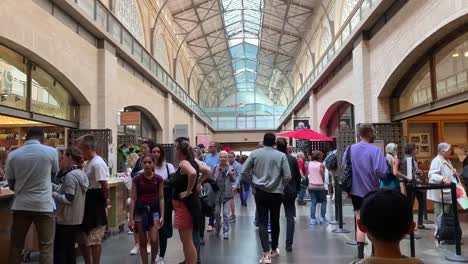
top-left (84, 155), bottom-right (109, 189)
top-left (154, 162), bottom-right (175, 180)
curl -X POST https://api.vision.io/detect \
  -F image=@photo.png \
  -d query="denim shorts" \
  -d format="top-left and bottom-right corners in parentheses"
top-left (134, 212), bottom-right (160, 222)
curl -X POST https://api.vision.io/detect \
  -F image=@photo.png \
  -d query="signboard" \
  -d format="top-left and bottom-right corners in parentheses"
top-left (196, 134), bottom-right (211, 148)
top-left (293, 119), bottom-right (310, 130)
top-left (293, 119), bottom-right (310, 149)
top-left (173, 124), bottom-right (189, 141)
top-left (120, 112), bottom-right (141, 126)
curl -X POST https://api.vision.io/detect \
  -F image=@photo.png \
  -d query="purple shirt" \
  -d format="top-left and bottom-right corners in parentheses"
top-left (343, 142), bottom-right (387, 197)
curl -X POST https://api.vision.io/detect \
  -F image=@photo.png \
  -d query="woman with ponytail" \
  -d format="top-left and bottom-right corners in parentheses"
top-left (172, 141), bottom-right (211, 264)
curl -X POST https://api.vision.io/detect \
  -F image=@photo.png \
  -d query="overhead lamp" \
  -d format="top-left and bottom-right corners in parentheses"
top-left (452, 53), bottom-right (460, 57)
top-left (465, 51), bottom-right (468, 57)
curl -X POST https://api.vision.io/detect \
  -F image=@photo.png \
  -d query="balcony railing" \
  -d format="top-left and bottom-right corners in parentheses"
top-left (73, 0), bottom-right (214, 127)
top-left (278, 0), bottom-right (376, 125)
top-left (74, 0), bottom-right (376, 130)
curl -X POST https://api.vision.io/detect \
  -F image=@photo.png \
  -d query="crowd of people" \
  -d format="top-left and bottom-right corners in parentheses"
top-left (4, 124), bottom-right (468, 264)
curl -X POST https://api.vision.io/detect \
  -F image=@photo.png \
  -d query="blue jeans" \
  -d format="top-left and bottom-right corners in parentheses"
top-left (240, 182), bottom-right (250, 205)
top-left (308, 189), bottom-right (327, 220)
top-left (298, 185), bottom-right (307, 202)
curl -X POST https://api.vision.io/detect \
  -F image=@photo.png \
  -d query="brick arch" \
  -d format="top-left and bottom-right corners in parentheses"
top-left (0, 36), bottom-right (90, 106)
top-left (319, 100), bottom-right (353, 137)
top-left (378, 10), bottom-right (468, 98)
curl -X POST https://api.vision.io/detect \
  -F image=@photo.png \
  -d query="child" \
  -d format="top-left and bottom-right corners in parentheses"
top-left (355, 189), bottom-right (424, 264)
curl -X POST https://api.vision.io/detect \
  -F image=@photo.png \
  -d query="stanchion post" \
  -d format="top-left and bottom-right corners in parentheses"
top-left (332, 182), bottom-right (350, 234)
top-left (329, 177), bottom-right (340, 225)
top-left (407, 183), bottom-right (416, 257)
top-left (445, 183), bottom-right (468, 262)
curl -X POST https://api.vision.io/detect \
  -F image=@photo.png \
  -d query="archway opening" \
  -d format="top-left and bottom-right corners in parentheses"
top-left (319, 101), bottom-right (354, 138)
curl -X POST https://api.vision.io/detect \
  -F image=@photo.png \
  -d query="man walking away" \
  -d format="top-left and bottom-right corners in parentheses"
top-left (77, 135), bottom-right (110, 264)
top-left (344, 123), bottom-right (387, 260)
top-left (241, 133), bottom-right (291, 264)
top-left (7, 127), bottom-right (59, 264)
top-left (276, 138), bottom-right (301, 252)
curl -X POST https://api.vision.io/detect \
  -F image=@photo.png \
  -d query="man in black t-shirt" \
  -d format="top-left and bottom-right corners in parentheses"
top-left (276, 138), bottom-right (301, 252)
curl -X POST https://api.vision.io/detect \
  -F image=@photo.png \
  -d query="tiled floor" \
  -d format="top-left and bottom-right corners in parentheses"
top-left (27, 197), bottom-right (468, 264)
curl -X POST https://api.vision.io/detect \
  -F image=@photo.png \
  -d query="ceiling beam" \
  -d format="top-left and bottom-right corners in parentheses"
top-left (172, 0), bottom-right (214, 17)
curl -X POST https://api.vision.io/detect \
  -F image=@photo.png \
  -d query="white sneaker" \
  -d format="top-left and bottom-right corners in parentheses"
top-left (157, 257), bottom-right (166, 264)
top-left (259, 254), bottom-right (272, 264)
top-left (270, 248), bottom-right (280, 257)
top-left (130, 245), bottom-right (139, 255)
top-left (147, 244), bottom-right (151, 254)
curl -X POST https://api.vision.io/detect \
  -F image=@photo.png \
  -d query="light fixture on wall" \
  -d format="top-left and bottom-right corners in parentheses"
top-left (452, 53), bottom-right (460, 57)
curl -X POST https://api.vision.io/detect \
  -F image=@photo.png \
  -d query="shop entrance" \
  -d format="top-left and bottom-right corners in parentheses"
top-left (403, 102), bottom-right (468, 175)
top-left (0, 114), bottom-right (67, 152)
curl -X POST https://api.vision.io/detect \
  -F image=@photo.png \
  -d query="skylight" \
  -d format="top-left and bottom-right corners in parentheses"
top-left (221, 0), bottom-right (264, 93)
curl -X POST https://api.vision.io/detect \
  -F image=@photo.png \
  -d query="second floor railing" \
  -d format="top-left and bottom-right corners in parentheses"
top-left (72, 0), bottom-right (214, 127)
top-left (278, 0), bottom-right (376, 125)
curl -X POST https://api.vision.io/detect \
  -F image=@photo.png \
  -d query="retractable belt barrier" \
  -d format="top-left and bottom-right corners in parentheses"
top-left (406, 182), bottom-right (468, 262)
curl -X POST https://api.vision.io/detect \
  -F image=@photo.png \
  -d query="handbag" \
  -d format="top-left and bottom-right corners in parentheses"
top-left (339, 144), bottom-right (353, 193)
top-left (199, 181), bottom-right (217, 217)
top-left (435, 188), bottom-right (462, 244)
top-left (380, 159), bottom-right (400, 190)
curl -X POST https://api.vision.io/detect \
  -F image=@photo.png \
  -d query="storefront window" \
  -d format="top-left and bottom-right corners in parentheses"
top-left (0, 45), bottom-right (28, 110)
top-left (31, 65), bottom-right (77, 121)
top-left (435, 32), bottom-right (468, 99)
top-left (399, 62), bottom-right (432, 112)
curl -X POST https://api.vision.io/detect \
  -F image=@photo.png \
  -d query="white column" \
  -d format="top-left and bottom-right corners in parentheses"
top-left (96, 40), bottom-right (118, 175)
top-left (309, 93), bottom-right (318, 131)
top-left (352, 37), bottom-right (370, 125)
top-left (164, 94), bottom-right (174, 143)
top-left (191, 113), bottom-right (196, 144)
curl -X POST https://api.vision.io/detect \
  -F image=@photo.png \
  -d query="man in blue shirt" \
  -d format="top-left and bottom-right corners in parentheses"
top-left (204, 142), bottom-right (219, 232)
top-left (204, 142), bottom-right (220, 171)
top-left (7, 127), bottom-right (59, 264)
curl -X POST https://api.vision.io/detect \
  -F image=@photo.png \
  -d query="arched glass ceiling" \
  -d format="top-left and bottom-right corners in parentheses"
top-left (167, 0), bottom-right (315, 108)
top-left (221, 0), bottom-right (264, 96)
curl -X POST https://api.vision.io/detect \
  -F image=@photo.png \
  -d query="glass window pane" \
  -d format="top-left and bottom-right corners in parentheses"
top-left (0, 45), bottom-right (28, 110)
top-left (77, 0), bottom-right (95, 19)
top-left (435, 32), bottom-right (468, 99)
top-left (114, 0), bottom-right (145, 44)
top-left (108, 16), bottom-right (121, 42)
top-left (133, 43), bottom-right (142, 61)
top-left (350, 10), bottom-right (360, 30)
top-left (31, 65), bottom-right (77, 121)
top-left (122, 29), bottom-right (132, 53)
top-left (399, 62), bottom-right (431, 112)
top-left (96, 3), bottom-right (107, 29)
top-left (142, 51), bottom-right (150, 69)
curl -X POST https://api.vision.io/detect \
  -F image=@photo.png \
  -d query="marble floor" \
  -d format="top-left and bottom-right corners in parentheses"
top-left (26, 196), bottom-right (468, 264)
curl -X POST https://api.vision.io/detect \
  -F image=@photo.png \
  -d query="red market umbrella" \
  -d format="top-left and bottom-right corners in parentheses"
top-left (277, 128), bottom-right (333, 142)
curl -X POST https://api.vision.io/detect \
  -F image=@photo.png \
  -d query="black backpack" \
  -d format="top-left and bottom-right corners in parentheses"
top-left (324, 152), bottom-right (338, 171)
top-left (339, 145), bottom-right (353, 193)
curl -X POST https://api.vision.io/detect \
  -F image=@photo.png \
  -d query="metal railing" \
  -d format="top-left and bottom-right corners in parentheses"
top-left (74, 0), bottom-right (214, 127)
top-left (278, 0), bottom-right (376, 125)
top-left (74, 0), bottom-right (376, 130)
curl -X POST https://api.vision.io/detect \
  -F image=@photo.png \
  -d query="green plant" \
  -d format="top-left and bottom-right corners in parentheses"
top-left (117, 145), bottom-right (141, 163)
